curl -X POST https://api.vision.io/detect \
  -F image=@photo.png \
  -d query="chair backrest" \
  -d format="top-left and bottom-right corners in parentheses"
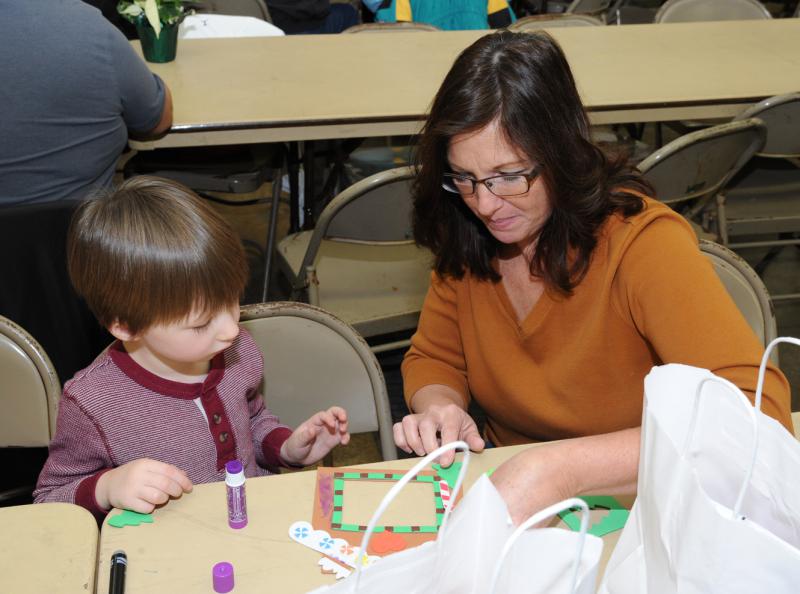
top-left (239, 302), bottom-right (397, 461)
top-left (566, 0), bottom-right (612, 15)
top-left (734, 92), bottom-right (800, 158)
top-left (655, 0), bottom-right (771, 22)
top-left (343, 22), bottom-right (441, 33)
top-left (637, 118), bottom-right (766, 205)
top-left (0, 316), bottom-right (60, 447)
top-left (698, 240), bottom-right (778, 361)
top-left (193, 0), bottom-right (272, 21)
top-left (508, 13), bottom-right (604, 30)
top-left (300, 166), bottom-right (418, 273)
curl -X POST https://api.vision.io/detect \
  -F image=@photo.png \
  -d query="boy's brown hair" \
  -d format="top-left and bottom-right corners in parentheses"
top-left (68, 176), bottom-right (248, 335)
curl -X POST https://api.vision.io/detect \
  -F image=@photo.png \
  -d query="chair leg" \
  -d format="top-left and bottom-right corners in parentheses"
top-left (261, 166), bottom-right (283, 302)
top-left (753, 234), bottom-right (795, 277)
top-left (306, 265), bottom-right (320, 306)
top-left (302, 140), bottom-right (316, 230)
top-left (715, 193), bottom-right (730, 246)
top-left (287, 142), bottom-right (301, 233)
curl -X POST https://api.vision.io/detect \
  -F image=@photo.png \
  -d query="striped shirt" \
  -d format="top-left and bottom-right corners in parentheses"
top-left (34, 328), bottom-right (291, 519)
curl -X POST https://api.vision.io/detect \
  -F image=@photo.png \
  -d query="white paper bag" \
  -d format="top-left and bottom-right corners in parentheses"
top-left (309, 441), bottom-right (603, 594)
top-left (600, 337), bottom-right (800, 594)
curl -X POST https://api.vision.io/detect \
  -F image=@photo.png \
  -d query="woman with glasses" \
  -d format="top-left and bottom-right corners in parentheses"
top-left (393, 31), bottom-right (791, 524)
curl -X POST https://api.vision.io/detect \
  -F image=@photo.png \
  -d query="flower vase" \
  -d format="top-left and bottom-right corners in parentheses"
top-left (136, 18), bottom-right (179, 63)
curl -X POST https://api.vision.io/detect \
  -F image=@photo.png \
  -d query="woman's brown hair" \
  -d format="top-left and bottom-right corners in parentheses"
top-left (412, 30), bottom-right (651, 292)
top-left (68, 176), bottom-right (248, 334)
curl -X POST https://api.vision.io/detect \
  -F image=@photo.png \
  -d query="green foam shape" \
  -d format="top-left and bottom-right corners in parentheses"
top-left (108, 509), bottom-right (154, 528)
top-left (557, 496), bottom-right (629, 537)
top-left (432, 462), bottom-right (462, 491)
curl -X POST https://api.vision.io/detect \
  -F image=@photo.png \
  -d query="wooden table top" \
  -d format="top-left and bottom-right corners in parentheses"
top-left (96, 443), bottom-right (631, 593)
top-left (131, 19), bottom-right (800, 149)
top-left (0, 502), bottom-right (99, 594)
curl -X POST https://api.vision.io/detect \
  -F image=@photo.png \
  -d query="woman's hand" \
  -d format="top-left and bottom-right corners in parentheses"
top-left (95, 458), bottom-right (193, 513)
top-left (393, 399), bottom-right (484, 466)
top-left (280, 406), bottom-right (350, 467)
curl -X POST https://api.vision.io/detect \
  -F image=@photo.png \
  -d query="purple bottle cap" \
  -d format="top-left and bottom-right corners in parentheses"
top-left (212, 561), bottom-right (235, 593)
top-left (225, 460), bottom-right (243, 475)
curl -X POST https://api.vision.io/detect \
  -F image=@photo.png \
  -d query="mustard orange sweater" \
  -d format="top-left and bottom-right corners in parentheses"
top-left (402, 199), bottom-right (792, 446)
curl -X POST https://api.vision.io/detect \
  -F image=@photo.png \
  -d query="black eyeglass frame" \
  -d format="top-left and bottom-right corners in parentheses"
top-left (441, 167), bottom-right (542, 198)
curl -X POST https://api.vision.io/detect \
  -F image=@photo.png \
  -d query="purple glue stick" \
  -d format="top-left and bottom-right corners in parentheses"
top-left (225, 460), bottom-right (247, 529)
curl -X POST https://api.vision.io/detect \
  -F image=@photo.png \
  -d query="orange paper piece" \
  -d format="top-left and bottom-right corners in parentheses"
top-left (370, 530), bottom-right (408, 555)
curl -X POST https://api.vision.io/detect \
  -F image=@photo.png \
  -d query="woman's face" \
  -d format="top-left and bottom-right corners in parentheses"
top-left (446, 119), bottom-right (552, 254)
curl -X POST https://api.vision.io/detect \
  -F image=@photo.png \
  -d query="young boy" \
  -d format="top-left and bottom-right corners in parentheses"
top-left (34, 176), bottom-right (349, 519)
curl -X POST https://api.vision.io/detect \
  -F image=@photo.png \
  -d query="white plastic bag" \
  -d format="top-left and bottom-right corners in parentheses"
top-left (600, 338), bottom-right (800, 594)
top-left (179, 14), bottom-right (284, 39)
top-left (309, 441), bottom-right (603, 594)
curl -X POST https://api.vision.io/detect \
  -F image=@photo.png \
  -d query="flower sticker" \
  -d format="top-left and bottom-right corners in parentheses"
top-left (319, 536), bottom-right (335, 550)
top-left (293, 525), bottom-right (310, 540)
top-left (339, 543), bottom-right (354, 556)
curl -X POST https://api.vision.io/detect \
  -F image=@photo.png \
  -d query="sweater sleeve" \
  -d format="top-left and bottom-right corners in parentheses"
top-left (612, 215), bottom-right (792, 430)
top-left (33, 393), bottom-right (114, 519)
top-left (402, 272), bottom-right (470, 409)
top-left (248, 390), bottom-right (293, 471)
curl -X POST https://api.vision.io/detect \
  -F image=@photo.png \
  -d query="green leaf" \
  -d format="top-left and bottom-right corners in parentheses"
top-left (118, 3), bottom-right (143, 17)
top-left (143, 0), bottom-right (162, 38)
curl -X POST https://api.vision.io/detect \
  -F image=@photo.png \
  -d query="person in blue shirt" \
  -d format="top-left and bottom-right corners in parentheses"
top-left (366, 0), bottom-right (515, 30)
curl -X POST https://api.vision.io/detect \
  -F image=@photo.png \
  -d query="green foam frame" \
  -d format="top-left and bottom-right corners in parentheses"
top-left (329, 471), bottom-right (445, 534)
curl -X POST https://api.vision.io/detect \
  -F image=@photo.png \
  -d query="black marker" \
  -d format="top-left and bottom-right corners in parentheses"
top-left (109, 550), bottom-right (127, 594)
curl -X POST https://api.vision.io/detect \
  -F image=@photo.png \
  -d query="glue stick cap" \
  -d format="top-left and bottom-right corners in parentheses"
top-left (225, 460), bottom-right (243, 475)
top-left (212, 561), bottom-right (235, 593)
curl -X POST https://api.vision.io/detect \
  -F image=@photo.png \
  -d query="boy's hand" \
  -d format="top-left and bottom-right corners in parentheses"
top-left (95, 458), bottom-right (193, 514)
top-left (280, 406), bottom-right (350, 467)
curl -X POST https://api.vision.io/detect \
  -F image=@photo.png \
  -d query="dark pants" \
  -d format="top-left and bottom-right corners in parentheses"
top-left (297, 4), bottom-right (359, 34)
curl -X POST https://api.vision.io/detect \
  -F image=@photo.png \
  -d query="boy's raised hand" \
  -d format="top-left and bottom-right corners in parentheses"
top-left (280, 406), bottom-right (350, 467)
top-left (95, 458), bottom-right (193, 514)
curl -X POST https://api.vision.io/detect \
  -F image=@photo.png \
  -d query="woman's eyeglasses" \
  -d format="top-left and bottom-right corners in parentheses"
top-left (442, 168), bottom-right (541, 198)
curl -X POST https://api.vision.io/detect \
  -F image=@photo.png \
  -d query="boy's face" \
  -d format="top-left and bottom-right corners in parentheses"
top-left (121, 304), bottom-right (241, 378)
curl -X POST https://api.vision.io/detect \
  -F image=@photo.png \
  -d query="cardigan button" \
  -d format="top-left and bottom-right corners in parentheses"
top-left (219, 432), bottom-right (228, 443)
top-left (212, 414), bottom-right (222, 425)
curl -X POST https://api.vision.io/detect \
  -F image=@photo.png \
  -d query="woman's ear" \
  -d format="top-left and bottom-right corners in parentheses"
top-left (108, 320), bottom-right (137, 342)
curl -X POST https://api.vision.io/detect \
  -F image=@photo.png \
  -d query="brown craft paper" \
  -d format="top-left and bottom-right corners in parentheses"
top-left (311, 467), bottom-right (462, 556)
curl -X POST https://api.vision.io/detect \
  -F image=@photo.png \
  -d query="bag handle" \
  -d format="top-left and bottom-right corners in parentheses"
top-left (350, 441), bottom-right (471, 592)
top-left (683, 375), bottom-right (756, 520)
top-left (488, 498), bottom-right (591, 594)
top-left (682, 337), bottom-right (799, 520)
top-left (755, 337), bottom-right (800, 412)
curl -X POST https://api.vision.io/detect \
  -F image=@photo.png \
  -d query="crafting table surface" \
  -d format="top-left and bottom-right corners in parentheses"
top-left (96, 444), bottom-right (630, 593)
top-left (0, 502), bottom-right (98, 594)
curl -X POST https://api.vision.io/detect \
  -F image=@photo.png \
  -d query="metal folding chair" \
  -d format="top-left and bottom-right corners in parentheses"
top-left (240, 302), bottom-right (397, 461)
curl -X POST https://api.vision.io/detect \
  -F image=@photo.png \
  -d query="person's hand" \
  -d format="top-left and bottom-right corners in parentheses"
top-left (393, 402), bottom-right (484, 467)
top-left (280, 406), bottom-right (350, 466)
top-left (95, 458), bottom-right (193, 514)
top-left (489, 444), bottom-right (576, 525)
